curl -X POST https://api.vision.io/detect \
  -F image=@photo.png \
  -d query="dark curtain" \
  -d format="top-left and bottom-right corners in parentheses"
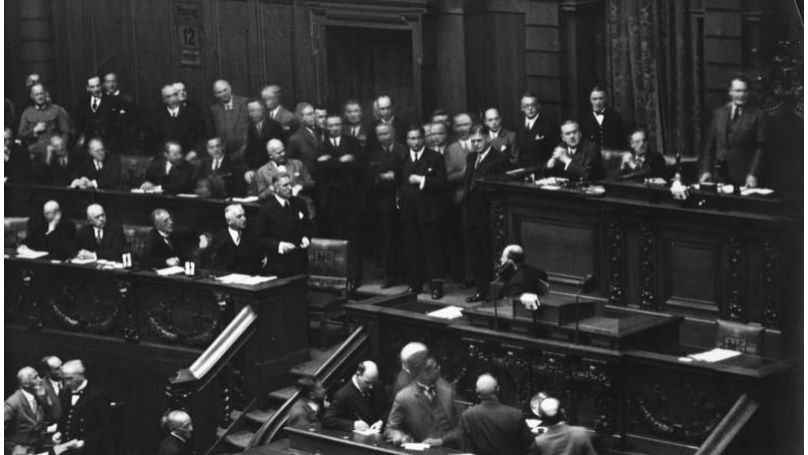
top-left (605, 0), bottom-right (701, 157)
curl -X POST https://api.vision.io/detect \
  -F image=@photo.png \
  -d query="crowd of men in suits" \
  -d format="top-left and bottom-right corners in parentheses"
top-left (5, 72), bottom-right (765, 298)
top-left (284, 341), bottom-right (596, 455)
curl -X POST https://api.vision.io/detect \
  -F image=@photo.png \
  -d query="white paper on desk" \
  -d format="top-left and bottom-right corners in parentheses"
top-left (353, 428), bottom-right (380, 436)
top-left (216, 273), bottom-right (277, 285)
top-left (230, 196), bottom-right (260, 203)
top-left (70, 258), bottom-right (97, 265)
top-left (740, 187), bottom-right (774, 196)
top-left (401, 442), bottom-right (430, 451)
top-left (15, 246), bottom-right (48, 259)
top-left (688, 348), bottom-right (741, 363)
top-left (156, 265), bottom-right (185, 276)
top-left (130, 188), bottom-right (145, 193)
top-left (177, 193), bottom-right (199, 198)
top-left (427, 305), bottom-right (464, 319)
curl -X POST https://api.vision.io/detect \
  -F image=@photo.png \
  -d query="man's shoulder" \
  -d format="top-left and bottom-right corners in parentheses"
top-left (5, 389), bottom-right (23, 407)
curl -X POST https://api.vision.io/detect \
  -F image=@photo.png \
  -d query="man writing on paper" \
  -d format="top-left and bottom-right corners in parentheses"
top-left (323, 360), bottom-right (388, 433)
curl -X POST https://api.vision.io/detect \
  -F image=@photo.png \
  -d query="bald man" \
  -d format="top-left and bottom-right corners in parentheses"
top-left (251, 139), bottom-right (315, 207)
top-left (21, 200), bottom-right (77, 260)
top-left (211, 204), bottom-right (266, 275)
top-left (75, 203), bottom-right (126, 261)
top-left (491, 244), bottom-right (549, 301)
top-left (158, 410), bottom-right (193, 455)
top-left (530, 397), bottom-right (596, 455)
top-left (323, 360), bottom-right (388, 432)
top-left (4, 367), bottom-right (52, 450)
top-left (56, 360), bottom-right (112, 455)
top-left (458, 374), bottom-right (533, 455)
top-left (40, 355), bottom-right (64, 422)
top-left (208, 79), bottom-right (249, 156)
top-left (392, 342), bottom-right (428, 395)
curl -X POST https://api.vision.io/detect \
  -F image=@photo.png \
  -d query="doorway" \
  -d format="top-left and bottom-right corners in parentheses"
top-left (326, 26), bottom-right (416, 123)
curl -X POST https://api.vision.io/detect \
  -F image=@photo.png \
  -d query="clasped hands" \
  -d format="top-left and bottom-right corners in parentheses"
top-left (353, 419), bottom-right (383, 431)
top-left (546, 146), bottom-right (571, 168)
top-left (388, 433), bottom-right (443, 448)
top-left (69, 177), bottom-right (97, 190)
top-left (278, 236), bottom-right (310, 254)
top-left (317, 153), bottom-right (356, 163)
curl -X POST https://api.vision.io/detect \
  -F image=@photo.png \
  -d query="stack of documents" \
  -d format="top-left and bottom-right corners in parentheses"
top-left (215, 273), bottom-right (277, 285)
top-left (177, 193), bottom-right (200, 198)
top-left (156, 266), bottom-right (185, 276)
top-left (427, 305), bottom-right (464, 320)
top-left (16, 246), bottom-right (48, 259)
top-left (230, 196), bottom-right (260, 203)
top-left (688, 348), bottom-right (741, 363)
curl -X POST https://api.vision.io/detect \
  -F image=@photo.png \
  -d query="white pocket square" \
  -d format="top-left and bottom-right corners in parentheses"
top-left (298, 211), bottom-right (304, 220)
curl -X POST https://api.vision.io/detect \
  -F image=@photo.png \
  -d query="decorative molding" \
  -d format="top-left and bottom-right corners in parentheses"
top-left (117, 279), bottom-right (140, 343)
top-left (638, 223), bottom-right (656, 310)
top-left (725, 234), bottom-right (744, 320)
top-left (48, 280), bottom-right (120, 333)
top-left (147, 290), bottom-right (231, 347)
top-left (606, 217), bottom-right (624, 305)
top-left (761, 240), bottom-right (778, 327)
top-left (490, 198), bottom-right (507, 273)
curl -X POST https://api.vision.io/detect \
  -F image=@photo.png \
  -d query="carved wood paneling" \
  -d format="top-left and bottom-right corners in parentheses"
top-left (761, 240), bottom-right (778, 328)
top-left (725, 234), bottom-right (744, 320)
top-left (638, 223), bottom-right (657, 310)
top-left (490, 198), bottom-right (507, 273)
top-left (606, 216), bottom-right (624, 305)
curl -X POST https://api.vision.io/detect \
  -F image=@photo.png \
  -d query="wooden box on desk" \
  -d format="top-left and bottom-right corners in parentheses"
top-left (512, 297), bottom-right (595, 326)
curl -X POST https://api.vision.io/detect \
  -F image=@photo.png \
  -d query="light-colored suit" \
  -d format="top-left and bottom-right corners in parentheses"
top-left (444, 141), bottom-right (470, 205)
top-left (252, 159), bottom-right (316, 218)
top-left (4, 389), bottom-right (49, 448)
top-left (385, 378), bottom-right (461, 447)
top-left (208, 95), bottom-right (250, 154)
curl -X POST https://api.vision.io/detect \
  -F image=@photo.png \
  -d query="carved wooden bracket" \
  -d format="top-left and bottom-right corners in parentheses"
top-left (147, 290), bottom-right (232, 347)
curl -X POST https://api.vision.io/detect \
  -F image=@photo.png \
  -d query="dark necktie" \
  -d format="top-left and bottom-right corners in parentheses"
top-left (91, 98), bottom-right (99, 113)
top-left (96, 228), bottom-right (103, 245)
top-left (731, 107), bottom-right (741, 122)
top-left (421, 385), bottom-right (436, 403)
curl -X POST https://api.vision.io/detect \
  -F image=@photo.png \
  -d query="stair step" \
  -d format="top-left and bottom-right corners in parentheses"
top-left (268, 385), bottom-right (297, 402)
top-left (244, 408), bottom-right (277, 424)
top-left (241, 438), bottom-right (289, 455)
top-left (216, 427), bottom-right (227, 438)
top-left (224, 430), bottom-right (255, 449)
top-left (290, 345), bottom-right (342, 376)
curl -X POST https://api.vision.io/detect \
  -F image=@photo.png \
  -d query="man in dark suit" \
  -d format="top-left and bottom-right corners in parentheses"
top-left (102, 72), bottom-right (140, 153)
top-left (141, 141), bottom-right (196, 195)
top-left (579, 86), bottom-right (628, 151)
top-left (73, 76), bottom-right (120, 152)
top-left (261, 85), bottom-right (296, 133)
top-left (56, 360), bottom-right (112, 455)
top-left (368, 123), bottom-right (405, 288)
top-left (287, 376), bottom-right (326, 428)
top-left (208, 80), bottom-right (250, 157)
top-left (157, 410), bottom-right (193, 455)
top-left (700, 75), bottom-right (766, 187)
top-left (442, 114), bottom-right (473, 286)
top-left (323, 360), bottom-right (388, 432)
top-left (318, 114), bottom-right (365, 288)
top-left (516, 92), bottom-right (558, 168)
top-left (197, 137), bottom-right (245, 197)
top-left (619, 128), bottom-right (667, 179)
top-left (151, 84), bottom-right (205, 158)
top-left (385, 353), bottom-right (461, 448)
top-left (464, 125), bottom-right (511, 303)
top-left (399, 126), bottom-right (447, 299)
top-left (256, 173), bottom-right (312, 277)
top-left (529, 397), bottom-right (596, 455)
top-left (40, 355), bottom-right (64, 423)
top-left (286, 102), bottom-right (321, 175)
top-left (342, 99), bottom-right (372, 148)
top-left (5, 126), bottom-right (30, 183)
top-left (546, 121), bottom-right (603, 182)
top-left (70, 138), bottom-right (122, 190)
top-left (143, 208), bottom-right (209, 269)
top-left (20, 200), bottom-right (76, 260)
top-left (492, 244), bottom-right (549, 301)
top-left (459, 374), bottom-right (533, 455)
top-left (369, 95), bottom-right (407, 149)
top-left (4, 366), bottom-right (53, 451)
top-left (484, 108), bottom-right (518, 165)
top-left (211, 204), bottom-right (266, 275)
top-left (34, 135), bottom-right (79, 187)
top-left (244, 100), bottom-right (284, 171)
top-left (75, 204), bottom-right (126, 261)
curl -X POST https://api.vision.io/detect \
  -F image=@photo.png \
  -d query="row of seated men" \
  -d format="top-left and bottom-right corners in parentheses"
top-left (16, 185), bottom-right (310, 278)
top-left (6, 75), bottom-right (765, 299)
top-left (285, 343), bottom-right (596, 455)
top-left (5, 357), bottom-right (111, 455)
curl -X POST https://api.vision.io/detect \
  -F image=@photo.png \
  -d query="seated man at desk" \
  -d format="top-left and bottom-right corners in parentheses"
top-left (70, 137), bottom-right (122, 190)
top-left (141, 141), bottom-right (196, 195)
top-left (490, 245), bottom-right (549, 309)
top-left (530, 396), bottom-right (596, 455)
top-left (210, 204), bottom-right (265, 275)
top-left (75, 203), bottom-right (126, 261)
top-left (619, 128), bottom-right (666, 179)
top-left (459, 374), bottom-right (533, 455)
top-left (20, 200), bottom-right (76, 260)
top-left (323, 360), bottom-right (387, 432)
top-left (143, 208), bottom-right (209, 268)
top-left (287, 375), bottom-right (327, 428)
top-left (545, 121), bottom-right (602, 182)
top-left (385, 353), bottom-right (461, 448)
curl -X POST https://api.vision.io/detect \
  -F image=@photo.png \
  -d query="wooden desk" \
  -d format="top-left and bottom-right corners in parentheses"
top-left (284, 427), bottom-right (464, 455)
top-left (344, 294), bottom-right (795, 454)
top-left (4, 256), bottom-right (308, 455)
top-left (5, 183), bottom-right (262, 232)
top-left (479, 177), bottom-right (803, 355)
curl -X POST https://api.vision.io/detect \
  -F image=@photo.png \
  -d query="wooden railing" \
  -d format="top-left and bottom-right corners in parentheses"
top-left (165, 305), bottom-right (258, 454)
top-left (246, 325), bottom-right (370, 449)
top-left (694, 394), bottom-right (760, 455)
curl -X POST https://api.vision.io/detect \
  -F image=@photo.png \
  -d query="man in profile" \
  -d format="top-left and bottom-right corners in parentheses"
top-left (700, 75), bottom-right (766, 187)
top-left (392, 342), bottom-right (428, 395)
top-left (546, 120), bottom-right (602, 182)
top-left (75, 203), bottom-right (126, 261)
top-left (323, 360), bottom-right (387, 432)
top-left (459, 374), bottom-right (533, 455)
top-left (141, 141), bottom-right (196, 195)
top-left (40, 355), bottom-right (64, 422)
top-left (287, 376), bottom-right (326, 428)
top-left (144, 208), bottom-right (209, 268)
top-left (211, 204), bottom-right (265, 275)
top-left (55, 360), bottom-right (112, 455)
top-left (530, 397), bottom-right (596, 455)
top-left (4, 366), bottom-right (53, 451)
top-left (286, 102), bottom-right (321, 174)
top-left (20, 200), bottom-right (76, 260)
top-left (158, 410), bottom-right (193, 455)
